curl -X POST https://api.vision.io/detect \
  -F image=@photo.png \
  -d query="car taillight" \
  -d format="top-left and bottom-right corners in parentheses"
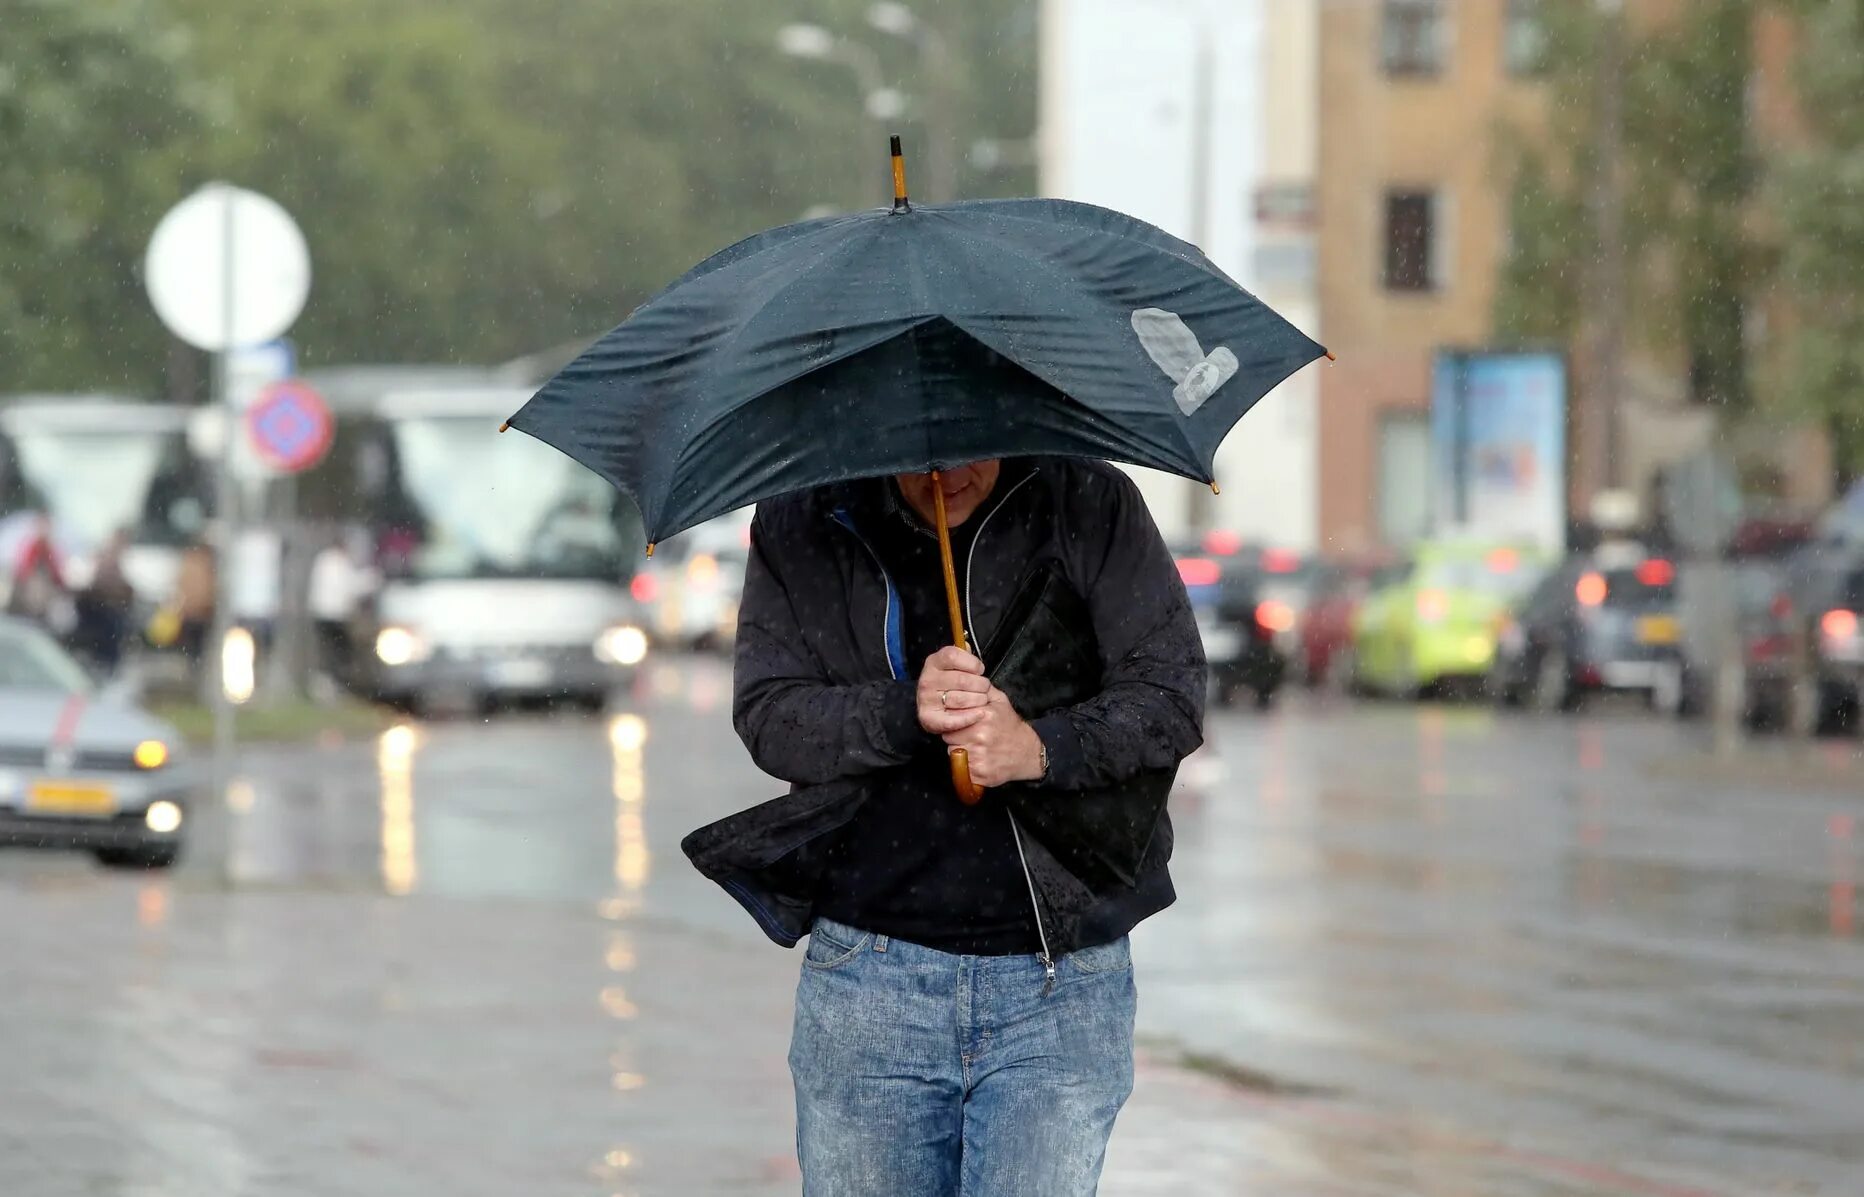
top-left (1256, 600), bottom-right (1295, 633)
top-left (1576, 572), bottom-right (1607, 608)
top-left (1202, 529), bottom-right (1242, 557)
top-left (1824, 609), bottom-right (1860, 641)
top-left (630, 573), bottom-right (659, 603)
top-left (1636, 558), bottom-right (1675, 587)
top-left (1261, 548), bottom-right (1301, 574)
top-left (1416, 589), bottom-right (1448, 622)
top-left (1177, 557), bottom-right (1220, 588)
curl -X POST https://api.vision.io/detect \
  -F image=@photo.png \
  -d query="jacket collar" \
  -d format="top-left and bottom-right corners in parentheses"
top-left (838, 459), bottom-right (1038, 541)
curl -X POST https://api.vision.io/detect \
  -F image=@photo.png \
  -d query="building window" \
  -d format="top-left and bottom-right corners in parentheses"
top-left (1504, 0), bottom-right (1546, 76)
top-left (1383, 190), bottom-right (1438, 292)
top-left (1382, 0), bottom-right (1446, 78)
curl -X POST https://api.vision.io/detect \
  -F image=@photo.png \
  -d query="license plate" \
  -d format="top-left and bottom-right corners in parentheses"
top-left (1637, 616), bottom-right (1680, 645)
top-left (488, 658), bottom-right (551, 688)
top-left (1199, 625), bottom-right (1243, 660)
top-left (27, 781), bottom-right (115, 816)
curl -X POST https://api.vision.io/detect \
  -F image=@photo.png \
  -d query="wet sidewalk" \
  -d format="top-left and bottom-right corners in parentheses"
top-left (2, 665), bottom-right (1860, 1194)
top-left (0, 872), bottom-right (1796, 1197)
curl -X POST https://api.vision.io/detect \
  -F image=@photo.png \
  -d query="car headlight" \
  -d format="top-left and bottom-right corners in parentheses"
top-left (595, 624), bottom-right (649, 666)
top-left (145, 800), bottom-right (184, 834)
top-left (375, 626), bottom-right (429, 666)
top-left (133, 739), bottom-right (169, 770)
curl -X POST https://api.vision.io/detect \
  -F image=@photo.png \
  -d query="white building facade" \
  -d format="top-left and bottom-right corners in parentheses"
top-left (1039, 0), bottom-right (1320, 550)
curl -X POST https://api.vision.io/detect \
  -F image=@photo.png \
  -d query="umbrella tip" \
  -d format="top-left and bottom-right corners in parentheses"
top-left (1210, 481), bottom-right (1221, 496)
top-left (498, 420), bottom-right (511, 433)
top-left (645, 542), bottom-right (655, 558)
top-left (890, 134), bottom-right (910, 212)
top-left (1324, 349), bottom-right (1337, 363)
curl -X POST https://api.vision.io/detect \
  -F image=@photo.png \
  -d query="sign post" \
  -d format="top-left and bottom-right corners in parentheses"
top-left (1663, 451), bottom-right (1745, 754)
top-left (145, 184), bottom-right (311, 831)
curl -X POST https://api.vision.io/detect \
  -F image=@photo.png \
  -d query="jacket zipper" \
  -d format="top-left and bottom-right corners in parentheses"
top-left (1009, 814), bottom-right (1056, 994)
top-left (961, 470), bottom-right (1054, 992)
top-left (963, 470), bottom-right (1041, 656)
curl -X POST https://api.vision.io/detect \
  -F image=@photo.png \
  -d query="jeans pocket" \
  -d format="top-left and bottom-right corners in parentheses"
top-left (1065, 936), bottom-right (1132, 976)
top-left (803, 926), bottom-right (872, 971)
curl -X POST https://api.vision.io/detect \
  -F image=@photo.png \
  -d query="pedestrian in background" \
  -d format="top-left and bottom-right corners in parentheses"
top-left (722, 457), bottom-right (1205, 1196)
top-left (71, 529), bottom-right (135, 676)
top-left (309, 534), bottom-right (354, 683)
top-left (174, 540), bottom-right (216, 683)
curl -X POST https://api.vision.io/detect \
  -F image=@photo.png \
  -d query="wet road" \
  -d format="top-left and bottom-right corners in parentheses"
top-left (2, 657), bottom-right (1861, 1195)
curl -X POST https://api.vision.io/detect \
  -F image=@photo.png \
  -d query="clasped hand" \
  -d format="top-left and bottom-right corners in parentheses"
top-left (915, 646), bottom-right (1044, 788)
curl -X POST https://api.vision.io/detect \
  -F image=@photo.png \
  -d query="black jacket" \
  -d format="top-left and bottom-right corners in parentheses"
top-left (682, 457), bottom-right (1206, 957)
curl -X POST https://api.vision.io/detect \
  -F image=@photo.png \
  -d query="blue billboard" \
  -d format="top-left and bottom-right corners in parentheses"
top-left (1431, 351), bottom-right (1567, 552)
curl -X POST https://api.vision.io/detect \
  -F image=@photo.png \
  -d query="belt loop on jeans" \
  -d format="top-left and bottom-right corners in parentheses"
top-left (873, 934), bottom-right (889, 953)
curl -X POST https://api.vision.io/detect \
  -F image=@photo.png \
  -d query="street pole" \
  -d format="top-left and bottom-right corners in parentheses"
top-left (1586, 0), bottom-right (1627, 500)
top-left (868, 3), bottom-right (958, 203)
top-left (776, 24), bottom-right (897, 207)
top-left (915, 25), bottom-right (958, 203)
top-left (210, 188), bottom-right (240, 821)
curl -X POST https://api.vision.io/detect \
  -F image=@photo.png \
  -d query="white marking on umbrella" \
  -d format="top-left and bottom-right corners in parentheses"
top-left (1131, 308), bottom-right (1239, 415)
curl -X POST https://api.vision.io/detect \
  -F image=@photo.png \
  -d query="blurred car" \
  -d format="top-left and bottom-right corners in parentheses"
top-left (1170, 538), bottom-right (1232, 619)
top-left (635, 513), bottom-right (751, 651)
top-left (1298, 555), bottom-right (1391, 686)
top-left (1811, 561), bottom-right (1864, 731)
top-left (1491, 543), bottom-right (1682, 711)
top-left (0, 616), bottom-right (191, 868)
top-left (1352, 541), bottom-right (1547, 697)
top-left (1664, 557), bottom-right (1818, 731)
top-left (1203, 556), bottom-right (1292, 708)
top-left (1174, 536), bottom-right (1302, 708)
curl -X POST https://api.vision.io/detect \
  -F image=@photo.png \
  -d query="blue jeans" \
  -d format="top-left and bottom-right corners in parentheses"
top-left (789, 917), bottom-right (1136, 1196)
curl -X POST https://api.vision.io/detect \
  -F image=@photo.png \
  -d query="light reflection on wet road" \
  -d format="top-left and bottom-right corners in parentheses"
top-left (1, 656), bottom-right (1860, 1195)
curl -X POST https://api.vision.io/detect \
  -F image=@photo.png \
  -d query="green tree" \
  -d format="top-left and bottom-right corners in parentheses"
top-left (169, 0), bottom-right (565, 367)
top-left (1774, 0), bottom-right (1864, 478)
top-left (2, 0), bottom-right (1043, 391)
top-left (0, 0), bottom-right (203, 394)
top-left (1495, 0), bottom-right (1763, 410)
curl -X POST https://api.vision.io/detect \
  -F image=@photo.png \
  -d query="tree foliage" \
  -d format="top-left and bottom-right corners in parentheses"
top-left (1494, 0), bottom-right (1764, 410)
top-left (3, 0), bottom-right (1038, 395)
top-left (0, 0), bottom-right (204, 392)
top-left (1773, 0), bottom-right (1864, 476)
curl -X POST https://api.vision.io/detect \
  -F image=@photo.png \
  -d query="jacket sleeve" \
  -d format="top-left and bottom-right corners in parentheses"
top-left (732, 506), bottom-right (924, 785)
top-left (1029, 469), bottom-right (1207, 790)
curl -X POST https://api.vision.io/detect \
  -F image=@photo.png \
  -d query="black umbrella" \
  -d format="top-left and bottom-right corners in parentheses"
top-left (508, 139), bottom-right (1328, 800)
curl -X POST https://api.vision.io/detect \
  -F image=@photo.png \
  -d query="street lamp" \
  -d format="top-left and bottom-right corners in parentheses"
top-left (867, 2), bottom-right (919, 37)
top-left (775, 22), bottom-right (835, 60)
top-left (776, 22), bottom-right (890, 113)
top-left (863, 3), bottom-right (957, 202)
top-left (777, 22), bottom-right (899, 206)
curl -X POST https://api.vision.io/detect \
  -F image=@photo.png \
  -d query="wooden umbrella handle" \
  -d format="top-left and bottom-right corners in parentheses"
top-left (949, 748), bottom-right (983, 805)
top-left (931, 472), bottom-right (986, 805)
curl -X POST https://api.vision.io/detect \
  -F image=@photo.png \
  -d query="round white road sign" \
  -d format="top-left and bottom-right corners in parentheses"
top-left (145, 183), bottom-right (311, 352)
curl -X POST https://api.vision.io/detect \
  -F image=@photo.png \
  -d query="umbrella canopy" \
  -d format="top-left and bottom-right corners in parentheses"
top-left (507, 194), bottom-right (1327, 546)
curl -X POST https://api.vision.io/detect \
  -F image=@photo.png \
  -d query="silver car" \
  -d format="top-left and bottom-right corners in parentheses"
top-left (0, 617), bottom-right (193, 868)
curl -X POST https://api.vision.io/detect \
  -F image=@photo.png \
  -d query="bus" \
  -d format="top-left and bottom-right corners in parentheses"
top-left (303, 373), bottom-right (649, 713)
top-left (0, 395), bottom-right (211, 614)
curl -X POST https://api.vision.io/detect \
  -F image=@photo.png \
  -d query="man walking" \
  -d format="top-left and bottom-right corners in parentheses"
top-left (712, 456), bottom-right (1204, 1195)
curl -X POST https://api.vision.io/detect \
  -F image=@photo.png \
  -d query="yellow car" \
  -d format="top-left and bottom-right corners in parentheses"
top-left (1349, 541), bottom-right (1549, 697)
